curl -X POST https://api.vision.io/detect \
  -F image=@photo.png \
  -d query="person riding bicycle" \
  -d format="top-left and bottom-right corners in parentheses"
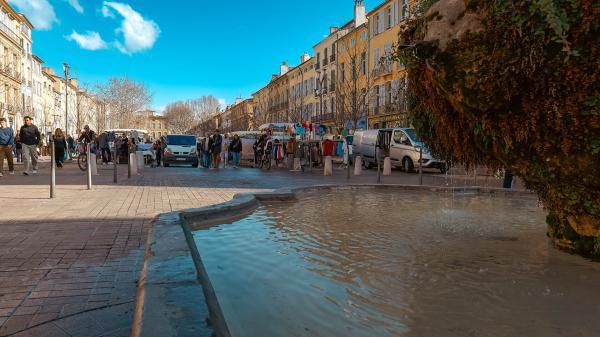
top-left (78, 125), bottom-right (96, 153)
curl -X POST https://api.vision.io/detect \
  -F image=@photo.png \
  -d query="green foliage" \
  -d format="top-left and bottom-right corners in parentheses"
top-left (398, 0), bottom-right (600, 255)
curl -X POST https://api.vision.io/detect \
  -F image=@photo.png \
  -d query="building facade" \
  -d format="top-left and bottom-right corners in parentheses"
top-left (288, 53), bottom-right (317, 124)
top-left (366, 0), bottom-right (418, 129)
top-left (223, 98), bottom-right (254, 132)
top-left (0, 0), bottom-right (25, 130)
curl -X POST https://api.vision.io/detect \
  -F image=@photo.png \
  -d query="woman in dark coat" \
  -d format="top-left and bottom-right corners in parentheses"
top-left (53, 128), bottom-right (68, 168)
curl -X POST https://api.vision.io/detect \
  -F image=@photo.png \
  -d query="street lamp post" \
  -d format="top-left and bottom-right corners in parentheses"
top-left (62, 63), bottom-right (70, 159)
top-left (315, 70), bottom-right (326, 123)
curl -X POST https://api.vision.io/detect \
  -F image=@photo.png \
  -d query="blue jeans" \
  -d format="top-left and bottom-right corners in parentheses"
top-left (232, 152), bottom-right (240, 166)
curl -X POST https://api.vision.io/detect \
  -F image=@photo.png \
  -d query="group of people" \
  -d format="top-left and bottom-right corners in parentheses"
top-left (0, 116), bottom-right (45, 176)
top-left (197, 129), bottom-right (243, 169)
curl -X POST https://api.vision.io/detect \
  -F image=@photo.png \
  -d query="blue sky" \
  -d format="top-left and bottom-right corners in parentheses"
top-left (10, 0), bottom-right (379, 111)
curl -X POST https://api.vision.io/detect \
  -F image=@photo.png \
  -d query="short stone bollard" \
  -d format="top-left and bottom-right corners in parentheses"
top-left (324, 156), bottom-right (333, 176)
top-left (90, 153), bottom-right (99, 176)
top-left (136, 151), bottom-right (145, 167)
top-left (292, 157), bottom-right (301, 171)
top-left (354, 156), bottom-right (362, 176)
top-left (130, 153), bottom-right (138, 175)
top-left (383, 157), bottom-right (392, 176)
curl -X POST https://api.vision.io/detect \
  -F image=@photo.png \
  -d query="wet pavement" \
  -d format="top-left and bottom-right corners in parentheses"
top-left (0, 160), bottom-right (519, 336)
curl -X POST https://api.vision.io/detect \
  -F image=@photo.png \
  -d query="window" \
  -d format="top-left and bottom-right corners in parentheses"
top-left (324, 48), bottom-right (328, 65)
top-left (340, 63), bottom-right (345, 82)
top-left (350, 38), bottom-right (356, 48)
top-left (374, 48), bottom-right (380, 70)
top-left (360, 31), bottom-right (367, 41)
top-left (351, 59), bottom-right (356, 80)
top-left (402, 0), bottom-right (409, 19)
top-left (386, 6), bottom-right (392, 29)
top-left (152, 122), bottom-right (155, 129)
top-left (360, 52), bottom-right (366, 75)
top-left (340, 42), bottom-right (346, 52)
top-left (386, 82), bottom-right (392, 105)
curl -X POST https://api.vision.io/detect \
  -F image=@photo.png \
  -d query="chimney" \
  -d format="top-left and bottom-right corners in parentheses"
top-left (300, 52), bottom-right (311, 63)
top-left (354, 0), bottom-right (366, 27)
top-left (329, 26), bottom-right (338, 35)
top-left (69, 78), bottom-right (78, 88)
top-left (280, 61), bottom-right (289, 75)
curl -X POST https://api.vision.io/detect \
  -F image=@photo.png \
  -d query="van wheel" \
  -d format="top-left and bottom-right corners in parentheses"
top-left (403, 157), bottom-right (414, 173)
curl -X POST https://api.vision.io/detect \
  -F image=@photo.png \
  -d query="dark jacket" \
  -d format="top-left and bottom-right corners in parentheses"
top-left (0, 126), bottom-right (14, 146)
top-left (19, 124), bottom-right (40, 146)
top-left (229, 138), bottom-right (242, 153)
top-left (211, 134), bottom-right (222, 153)
top-left (53, 135), bottom-right (67, 150)
top-left (79, 130), bottom-right (96, 143)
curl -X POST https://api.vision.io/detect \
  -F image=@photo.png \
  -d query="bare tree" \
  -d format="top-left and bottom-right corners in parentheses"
top-left (163, 102), bottom-right (196, 134)
top-left (336, 42), bottom-right (372, 130)
top-left (186, 96), bottom-right (221, 122)
top-left (95, 77), bottom-right (152, 129)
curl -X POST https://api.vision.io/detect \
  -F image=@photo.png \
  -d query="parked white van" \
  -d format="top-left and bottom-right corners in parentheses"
top-left (353, 128), bottom-right (447, 173)
top-left (163, 134), bottom-right (198, 167)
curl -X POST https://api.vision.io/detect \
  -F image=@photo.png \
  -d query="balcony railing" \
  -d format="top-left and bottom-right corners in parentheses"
top-left (0, 21), bottom-right (20, 46)
top-left (330, 54), bottom-right (336, 62)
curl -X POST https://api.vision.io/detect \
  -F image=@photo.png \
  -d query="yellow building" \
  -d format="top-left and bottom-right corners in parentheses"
top-left (366, 0), bottom-right (419, 129)
top-left (252, 62), bottom-right (292, 124)
top-left (336, 20), bottom-right (370, 129)
top-left (287, 52), bottom-right (316, 123)
top-left (0, 0), bottom-right (25, 130)
top-left (228, 98), bottom-right (254, 131)
top-left (142, 111), bottom-right (168, 140)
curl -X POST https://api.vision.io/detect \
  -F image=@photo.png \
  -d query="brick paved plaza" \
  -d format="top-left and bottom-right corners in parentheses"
top-left (0, 159), bottom-right (513, 337)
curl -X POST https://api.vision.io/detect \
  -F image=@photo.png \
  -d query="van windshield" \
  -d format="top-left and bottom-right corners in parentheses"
top-left (405, 129), bottom-right (422, 143)
top-left (166, 135), bottom-right (196, 146)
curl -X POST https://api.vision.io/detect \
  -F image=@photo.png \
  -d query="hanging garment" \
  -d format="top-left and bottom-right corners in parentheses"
top-left (323, 139), bottom-right (335, 157)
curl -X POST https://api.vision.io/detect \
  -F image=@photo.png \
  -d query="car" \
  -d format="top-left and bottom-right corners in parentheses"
top-left (353, 128), bottom-right (447, 173)
top-left (162, 134), bottom-right (198, 167)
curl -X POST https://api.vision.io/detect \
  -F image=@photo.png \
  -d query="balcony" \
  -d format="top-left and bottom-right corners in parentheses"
top-left (0, 21), bottom-right (21, 47)
top-left (330, 54), bottom-right (336, 62)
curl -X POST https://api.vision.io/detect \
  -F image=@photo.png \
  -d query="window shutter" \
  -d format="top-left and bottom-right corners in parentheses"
top-left (393, 1), bottom-right (398, 26)
top-left (378, 11), bottom-right (384, 34)
top-left (374, 48), bottom-right (380, 69)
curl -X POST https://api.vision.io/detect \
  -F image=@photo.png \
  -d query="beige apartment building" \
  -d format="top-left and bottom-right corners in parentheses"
top-left (0, 0), bottom-right (25, 130)
top-left (287, 52), bottom-right (316, 123)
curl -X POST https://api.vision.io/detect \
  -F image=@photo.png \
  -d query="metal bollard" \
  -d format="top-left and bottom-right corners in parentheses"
top-left (128, 152), bottom-right (131, 179)
top-left (419, 147), bottom-right (423, 186)
top-left (377, 153), bottom-right (381, 184)
top-left (113, 149), bottom-right (118, 184)
top-left (50, 139), bottom-right (56, 199)
top-left (86, 145), bottom-right (92, 190)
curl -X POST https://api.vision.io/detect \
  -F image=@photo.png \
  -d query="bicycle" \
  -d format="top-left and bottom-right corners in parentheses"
top-left (77, 142), bottom-right (99, 171)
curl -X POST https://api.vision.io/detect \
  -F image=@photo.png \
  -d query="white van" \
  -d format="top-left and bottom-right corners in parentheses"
top-left (163, 134), bottom-right (198, 167)
top-left (353, 128), bottom-right (447, 173)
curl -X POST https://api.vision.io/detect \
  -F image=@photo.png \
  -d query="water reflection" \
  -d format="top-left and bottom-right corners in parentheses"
top-left (193, 190), bottom-right (600, 337)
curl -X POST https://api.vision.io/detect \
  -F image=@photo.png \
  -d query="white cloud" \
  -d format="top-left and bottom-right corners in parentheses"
top-left (8, 0), bottom-right (58, 30)
top-left (102, 2), bottom-right (160, 54)
top-left (218, 99), bottom-right (226, 107)
top-left (66, 31), bottom-right (108, 50)
top-left (64, 0), bottom-right (84, 13)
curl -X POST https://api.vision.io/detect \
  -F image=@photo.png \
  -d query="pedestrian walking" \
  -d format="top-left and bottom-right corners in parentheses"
top-left (19, 116), bottom-right (40, 175)
top-left (210, 130), bottom-right (222, 169)
top-left (229, 134), bottom-right (242, 168)
top-left (67, 134), bottom-right (75, 158)
top-left (0, 117), bottom-right (15, 176)
top-left (99, 131), bottom-right (112, 164)
top-left (14, 133), bottom-right (22, 163)
top-left (52, 128), bottom-right (67, 168)
top-left (153, 139), bottom-right (162, 167)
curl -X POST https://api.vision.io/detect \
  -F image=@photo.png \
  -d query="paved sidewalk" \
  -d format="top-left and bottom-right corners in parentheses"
top-left (0, 161), bottom-right (517, 336)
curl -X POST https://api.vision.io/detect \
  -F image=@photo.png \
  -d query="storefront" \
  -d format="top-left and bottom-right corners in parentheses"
top-left (368, 113), bottom-right (404, 129)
